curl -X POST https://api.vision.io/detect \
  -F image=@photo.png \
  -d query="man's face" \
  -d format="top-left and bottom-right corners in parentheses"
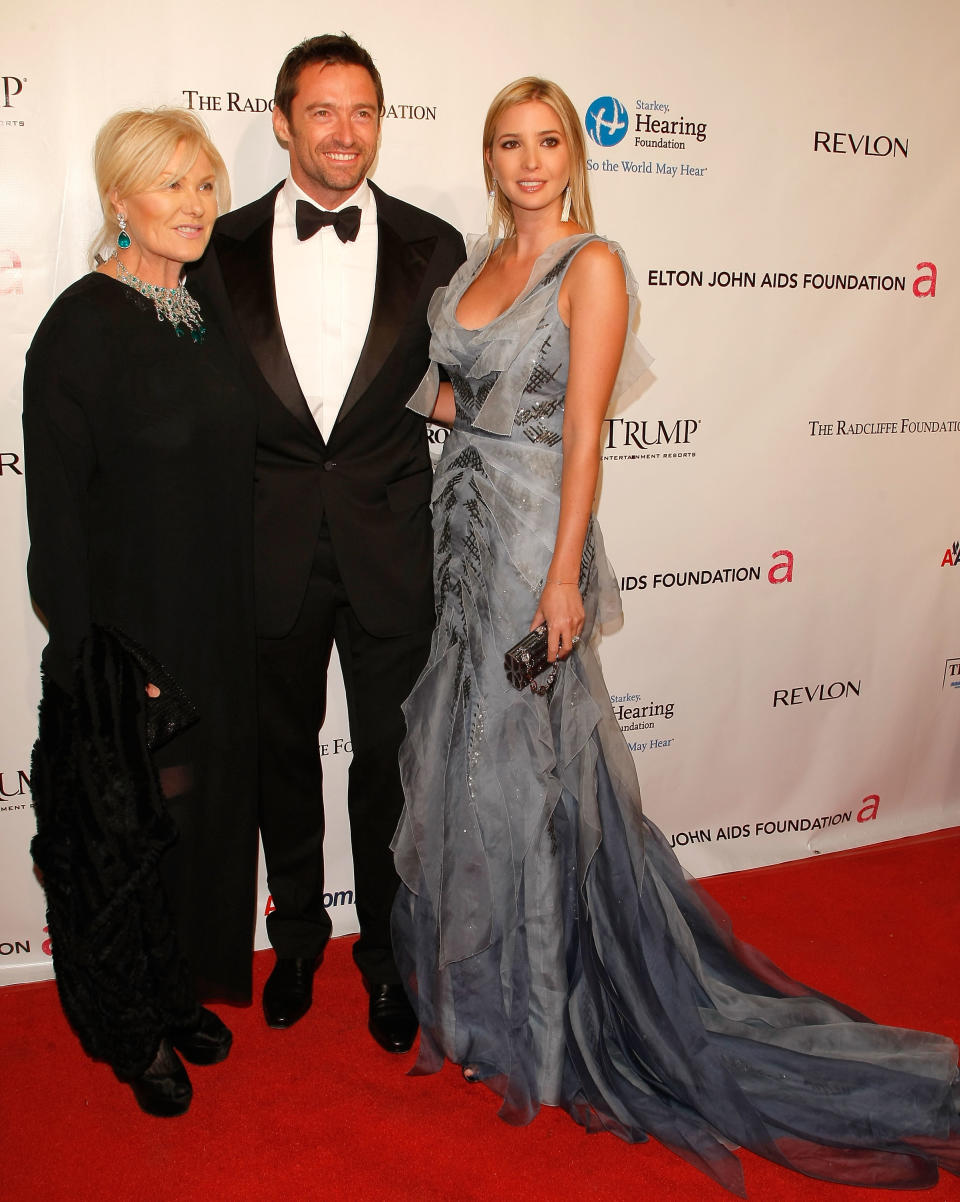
top-left (273, 61), bottom-right (381, 208)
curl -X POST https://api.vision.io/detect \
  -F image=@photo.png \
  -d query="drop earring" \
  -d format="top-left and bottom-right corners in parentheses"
top-left (116, 212), bottom-right (131, 250)
top-left (560, 185), bottom-right (572, 224)
top-left (486, 185), bottom-right (496, 229)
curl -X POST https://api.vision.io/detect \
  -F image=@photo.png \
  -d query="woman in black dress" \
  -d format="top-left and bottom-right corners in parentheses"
top-left (23, 109), bottom-right (258, 1116)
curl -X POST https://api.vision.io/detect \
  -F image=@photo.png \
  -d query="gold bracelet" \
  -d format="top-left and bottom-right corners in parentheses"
top-left (545, 579), bottom-right (578, 586)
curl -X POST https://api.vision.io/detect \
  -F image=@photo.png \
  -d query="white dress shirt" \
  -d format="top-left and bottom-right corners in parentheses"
top-left (273, 177), bottom-right (378, 442)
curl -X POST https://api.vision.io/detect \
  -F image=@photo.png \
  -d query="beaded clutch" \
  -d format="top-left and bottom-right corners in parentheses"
top-left (503, 624), bottom-right (557, 693)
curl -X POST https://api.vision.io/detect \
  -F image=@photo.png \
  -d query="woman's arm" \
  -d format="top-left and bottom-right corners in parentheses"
top-left (22, 313), bottom-right (98, 690)
top-left (531, 242), bottom-right (628, 662)
top-left (431, 380), bottom-right (456, 426)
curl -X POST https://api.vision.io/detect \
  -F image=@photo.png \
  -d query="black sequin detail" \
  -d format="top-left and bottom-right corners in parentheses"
top-left (523, 361), bottom-right (561, 395)
top-left (540, 249), bottom-right (578, 288)
top-left (522, 424), bottom-right (562, 447)
top-left (515, 397), bottom-right (563, 425)
top-left (451, 372), bottom-right (494, 420)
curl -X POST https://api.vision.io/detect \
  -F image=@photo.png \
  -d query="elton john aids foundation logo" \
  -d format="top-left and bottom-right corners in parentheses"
top-left (586, 96), bottom-right (629, 146)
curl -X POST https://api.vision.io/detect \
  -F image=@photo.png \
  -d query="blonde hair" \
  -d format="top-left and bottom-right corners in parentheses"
top-left (89, 108), bottom-right (230, 266)
top-left (482, 77), bottom-right (594, 245)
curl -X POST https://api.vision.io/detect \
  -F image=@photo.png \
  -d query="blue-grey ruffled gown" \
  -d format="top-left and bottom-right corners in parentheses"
top-left (391, 234), bottom-right (959, 1195)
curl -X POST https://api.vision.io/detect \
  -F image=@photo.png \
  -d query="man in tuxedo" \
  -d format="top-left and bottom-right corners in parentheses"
top-left (194, 34), bottom-right (465, 1051)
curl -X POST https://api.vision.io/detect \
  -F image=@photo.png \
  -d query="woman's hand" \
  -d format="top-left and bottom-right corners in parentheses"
top-left (146, 683), bottom-right (160, 698)
top-left (531, 581), bottom-right (584, 661)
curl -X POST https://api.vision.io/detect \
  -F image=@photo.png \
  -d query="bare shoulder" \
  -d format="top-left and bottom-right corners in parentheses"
top-left (564, 239), bottom-right (626, 300)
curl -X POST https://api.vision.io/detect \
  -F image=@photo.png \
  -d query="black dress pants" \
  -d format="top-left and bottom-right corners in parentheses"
top-left (257, 522), bottom-right (432, 984)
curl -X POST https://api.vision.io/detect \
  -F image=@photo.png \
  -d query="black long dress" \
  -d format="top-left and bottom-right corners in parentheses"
top-left (23, 273), bottom-right (259, 1018)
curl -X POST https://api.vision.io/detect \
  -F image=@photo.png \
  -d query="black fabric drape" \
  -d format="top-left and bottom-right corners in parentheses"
top-left (31, 627), bottom-right (198, 1080)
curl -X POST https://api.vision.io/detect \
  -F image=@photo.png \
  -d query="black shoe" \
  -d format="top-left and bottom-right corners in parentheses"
top-left (129, 1039), bottom-right (192, 1117)
top-left (366, 982), bottom-right (418, 1054)
top-left (170, 1006), bottom-right (233, 1066)
top-left (263, 955), bottom-right (321, 1029)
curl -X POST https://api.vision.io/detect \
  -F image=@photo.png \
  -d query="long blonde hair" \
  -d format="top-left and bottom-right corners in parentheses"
top-left (90, 108), bottom-right (230, 266)
top-left (482, 77), bottom-right (594, 245)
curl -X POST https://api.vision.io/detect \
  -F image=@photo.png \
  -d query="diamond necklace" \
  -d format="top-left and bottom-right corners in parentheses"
top-left (115, 256), bottom-right (206, 343)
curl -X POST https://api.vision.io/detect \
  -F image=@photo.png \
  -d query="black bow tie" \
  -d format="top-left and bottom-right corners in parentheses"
top-left (295, 200), bottom-right (362, 243)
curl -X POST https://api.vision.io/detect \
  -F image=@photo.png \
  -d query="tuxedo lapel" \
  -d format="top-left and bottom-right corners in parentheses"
top-left (216, 197), bottom-right (318, 436)
top-left (334, 201), bottom-right (436, 430)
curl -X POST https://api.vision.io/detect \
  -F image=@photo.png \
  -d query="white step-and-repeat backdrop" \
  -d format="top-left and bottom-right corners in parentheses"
top-left (2, 0), bottom-right (957, 986)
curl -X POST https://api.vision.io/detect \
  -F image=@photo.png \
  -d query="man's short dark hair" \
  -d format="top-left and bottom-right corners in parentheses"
top-left (274, 33), bottom-right (384, 120)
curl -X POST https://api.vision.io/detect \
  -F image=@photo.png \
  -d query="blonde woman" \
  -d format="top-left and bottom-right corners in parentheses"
top-left (391, 78), bottom-right (959, 1192)
top-left (23, 109), bottom-right (257, 1116)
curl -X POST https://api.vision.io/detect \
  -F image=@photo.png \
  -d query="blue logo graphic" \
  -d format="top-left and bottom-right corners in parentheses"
top-left (585, 96), bottom-right (629, 147)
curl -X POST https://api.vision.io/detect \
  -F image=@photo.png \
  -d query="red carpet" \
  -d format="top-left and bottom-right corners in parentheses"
top-left (2, 828), bottom-right (958, 1201)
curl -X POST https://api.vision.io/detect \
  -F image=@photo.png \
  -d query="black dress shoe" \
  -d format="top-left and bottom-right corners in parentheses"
top-left (129, 1039), bottom-right (192, 1117)
top-left (170, 1006), bottom-right (233, 1065)
top-left (366, 982), bottom-right (418, 1054)
top-left (263, 955), bottom-right (321, 1029)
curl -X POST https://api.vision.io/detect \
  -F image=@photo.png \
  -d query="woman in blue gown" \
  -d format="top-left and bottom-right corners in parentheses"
top-left (391, 77), bottom-right (959, 1195)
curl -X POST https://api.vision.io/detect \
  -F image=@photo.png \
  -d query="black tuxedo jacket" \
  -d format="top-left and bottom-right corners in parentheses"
top-left (191, 181), bottom-right (465, 639)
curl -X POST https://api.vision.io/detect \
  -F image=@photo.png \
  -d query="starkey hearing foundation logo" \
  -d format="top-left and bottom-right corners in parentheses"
top-left (609, 691), bottom-right (675, 755)
top-left (586, 94), bottom-right (707, 151)
top-left (584, 93), bottom-right (709, 182)
top-left (585, 97), bottom-right (629, 146)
